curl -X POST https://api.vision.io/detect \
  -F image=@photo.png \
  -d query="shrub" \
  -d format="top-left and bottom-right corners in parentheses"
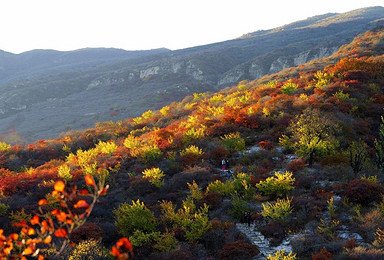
top-left (344, 179), bottom-right (384, 205)
top-left (142, 167), bottom-right (165, 187)
top-left (317, 218), bottom-right (340, 241)
top-left (267, 248), bottom-right (296, 260)
top-left (141, 145), bottom-right (163, 163)
top-left (348, 140), bottom-right (368, 176)
top-left (287, 159), bottom-right (306, 172)
top-left (68, 239), bottom-right (104, 260)
top-left (258, 140), bottom-right (274, 150)
top-left (311, 247), bottom-right (332, 260)
top-left (0, 202), bottom-right (9, 216)
top-left (114, 199), bottom-right (157, 245)
top-left (187, 180), bottom-right (203, 200)
top-left (256, 171), bottom-right (295, 198)
top-left (261, 198), bottom-right (293, 222)
top-left (260, 221), bottom-right (285, 239)
top-left (281, 82), bottom-right (298, 95)
top-left (280, 108), bottom-right (339, 166)
top-left (220, 133), bottom-right (246, 152)
top-left (69, 223), bottom-right (104, 244)
top-left (229, 198), bottom-right (247, 219)
top-left (206, 180), bottom-right (234, 196)
top-left (160, 199), bottom-right (211, 243)
top-left (218, 240), bottom-right (260, 260)
top-left (0, 142), bottom-right (11, 152)
top-left (58, 164), bottom-right (72, 182)
top-left (96, 140), bottom-right (117, 155)
top-left (153, 231), bottom-right (178, 252)
top-left (180, 145), bottom-right (204, 157)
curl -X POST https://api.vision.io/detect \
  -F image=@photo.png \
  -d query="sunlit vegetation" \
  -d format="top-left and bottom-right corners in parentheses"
top-left (1, 26), bottom-right (384, 259)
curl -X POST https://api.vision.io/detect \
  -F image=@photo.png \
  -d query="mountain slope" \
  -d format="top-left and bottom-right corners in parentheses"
top-left (0, 6), bottom-right (383, 143)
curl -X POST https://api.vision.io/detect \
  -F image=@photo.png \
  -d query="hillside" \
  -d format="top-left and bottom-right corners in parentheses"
top-left (0, 24), bottom-right (384, 259)
top-left (0, 6), bottom-right (383, 143)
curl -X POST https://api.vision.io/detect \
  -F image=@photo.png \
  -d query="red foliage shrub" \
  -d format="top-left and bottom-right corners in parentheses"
top-left (212, 146), bottom-right (230, 161)
top-left (260, 221), bottom-right (285, 239)
top-left (344, 238), bottom-right (357, 249)
top-left (344, 179), bottom-right (384, 205)
top-left (206, 122), bottom-right (237, 137)
top-left (287, 158), bottom-right (306, 172)
top-left (234, 114), bottom-right (259, 129)
top-left (311, 247), bottom-right (332, 260)
top-left (353, 119), bottom-right (371, 136)
top-left (218, 240), bottom-right (259, 260)
top-left (0, 168), bottom-right (14, 178)
top-left (343, 70), bottom-right (372, 82)
top-left (258, 141), bottom-right (274, 150)
top-left (200, 192), bottom-right (222, 209)
top-left (372, 93), bottom-right (384, 104)
top-left (70, 223), bottom-right (104, 243)
top-left (168, 248), bottom-right (193, 260)
top-left (180, 153), bottom-right (201, 167)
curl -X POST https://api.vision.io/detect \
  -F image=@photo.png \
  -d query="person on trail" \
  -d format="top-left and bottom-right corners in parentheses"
top-left (225, 159), bottom-right (229, 170)
top-left (245, 212), bottom-right (251, 227)
top-left (227, 170), bottom-right (231, 180)
top-left (222, 159), bottom-right (226, 170)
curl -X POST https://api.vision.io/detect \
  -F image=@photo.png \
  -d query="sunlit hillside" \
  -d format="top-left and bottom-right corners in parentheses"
top-left (1, 25), bottom-right (384, 259)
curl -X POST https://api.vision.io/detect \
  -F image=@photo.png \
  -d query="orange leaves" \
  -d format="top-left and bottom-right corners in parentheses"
top-left (116, 238), bottom-right (133, 252)
top-left (54, 180), bottom-right (65, 192)
top-left (30, 215), bottom-right (40, 225)
top-left (43, 235), bottom-right (52, 244)
top-left (22, 247), bottom-right (33, 255)
top-left (54, 228), bottom-right (67, 238)
top-left (38, 199), bottom-right (48, 206)
top-left (74, 200), bottom-right (89, 209)
top-left (85, 175), bottom-right (96, 187)
top-left (0, 166), bottom-right (110, 259)
top-left (111, 237), bottom-right (133, 259)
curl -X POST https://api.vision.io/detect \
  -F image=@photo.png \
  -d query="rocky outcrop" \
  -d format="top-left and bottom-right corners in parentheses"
top-left (218, 46), bottom-right (339, 86)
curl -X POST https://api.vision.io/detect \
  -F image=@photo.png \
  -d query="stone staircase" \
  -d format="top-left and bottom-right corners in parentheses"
top-left (236, 223), bottom-right (293, 259)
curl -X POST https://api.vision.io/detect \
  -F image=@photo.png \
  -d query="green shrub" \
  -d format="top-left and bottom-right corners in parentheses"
top-left (206, 180), bottom-right (234, 196)
top-left (229, 198), bottom-right (247, 219)
top-left (220, 132), bottom-right (246, 152)
top-left (114, 199), bottom-right (157, 246)
top-left (187, 180), bottom-right (203, 200)
top-left (266, 248), bottom-right (296, 260)
top-left (256, 171), bottom-right (295, 197)
top-left (142, 145), bottom-right (162, 163)
top-left (68, 239), bottom-right (105, 260)
top-left (281, 82), bottom-right (298, 95)
top-left (58, 164), bottom-right (72, 182)
top-left (180, 145), bottom-right (204, 157)
top-left (0, 202), bottom-right (9, 216)
top-left (96, 140), bottom-right (118, 155)
top-left (160, 199), bottom-right (211, 243)
top-left (153, 231), bottom-right (178, 252)
top-left (261, 198), bottom-right (292, 222)
top-left (142, 167), bottom-right (165, 187)
top-left (0, 142), bottom-right (11, 152)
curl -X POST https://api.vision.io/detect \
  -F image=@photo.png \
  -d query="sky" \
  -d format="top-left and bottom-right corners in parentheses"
top-left (0, 0), bottom-right (383, 54)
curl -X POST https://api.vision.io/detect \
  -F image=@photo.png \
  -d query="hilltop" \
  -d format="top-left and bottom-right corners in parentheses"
top-left (0, 22), bottom-right (384, 259)
top-left (0, 6), bottom-right (383, 142)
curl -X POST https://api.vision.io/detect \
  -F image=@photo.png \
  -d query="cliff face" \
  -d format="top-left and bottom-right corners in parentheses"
top-left (0, 7), bottom-right (383, 142)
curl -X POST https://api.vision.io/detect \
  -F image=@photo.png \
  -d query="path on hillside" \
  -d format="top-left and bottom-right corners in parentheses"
top-left (235, 222), bottom-right (293, 259)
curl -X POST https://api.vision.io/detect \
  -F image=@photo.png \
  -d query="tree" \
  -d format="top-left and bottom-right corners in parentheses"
top-left (349, 140), bottom-right (368, 176)
top-left (280, 108), bottom-right (339, 166)
top-left (375, 116), bottom-right (384, 173)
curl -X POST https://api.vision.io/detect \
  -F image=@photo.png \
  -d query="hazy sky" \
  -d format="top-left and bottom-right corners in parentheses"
top-left (1, 0), bottom-right (383, 54)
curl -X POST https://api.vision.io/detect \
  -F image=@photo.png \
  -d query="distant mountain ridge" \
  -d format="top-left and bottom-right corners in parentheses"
top-left (0, 48), bottom-right (170, 85)
top-left (0, 6), bottom-right (383, 143)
